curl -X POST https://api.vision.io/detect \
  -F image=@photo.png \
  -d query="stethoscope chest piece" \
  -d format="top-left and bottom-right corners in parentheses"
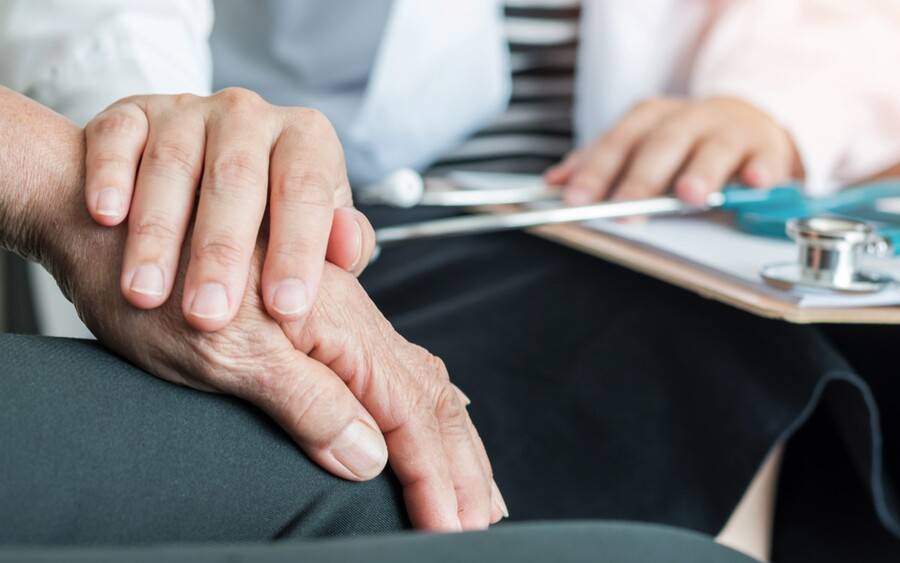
top-left (761, 216), bottom-right (894, 294)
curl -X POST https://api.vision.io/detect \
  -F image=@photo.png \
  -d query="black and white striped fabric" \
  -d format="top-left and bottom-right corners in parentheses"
top-left (429, 0), bottom-right (581, 175)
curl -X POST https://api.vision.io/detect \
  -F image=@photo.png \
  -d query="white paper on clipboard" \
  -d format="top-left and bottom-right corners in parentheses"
top-left (446, 171), bottom-right (900, 309)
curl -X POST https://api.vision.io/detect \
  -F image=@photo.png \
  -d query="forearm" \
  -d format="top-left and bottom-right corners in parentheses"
top-left (0, 87), bottom-right (85, 264)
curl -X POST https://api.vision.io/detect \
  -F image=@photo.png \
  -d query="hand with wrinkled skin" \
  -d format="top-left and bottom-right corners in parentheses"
top-left (546, 96), bottom-right (803, 206)
top-left (1, 87), bottom-right (507, 532)
top-left (83, 88), bottom-right (375, 332)
top-left (59, 230), bottom-right (505, 532)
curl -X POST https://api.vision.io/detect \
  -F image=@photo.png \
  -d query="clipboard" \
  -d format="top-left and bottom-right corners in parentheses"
top-left (484, 204), bottom-right (900, 325)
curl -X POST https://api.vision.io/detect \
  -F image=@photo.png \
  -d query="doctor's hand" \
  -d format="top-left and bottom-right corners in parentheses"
top-left (82, 88), bottom-right (376, 331)
top-left (545, 96), bottom-right (802, 206)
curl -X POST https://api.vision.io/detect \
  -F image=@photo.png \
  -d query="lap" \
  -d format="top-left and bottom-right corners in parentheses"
top-left (0, 334), bottom-right (407, 545)
top-left (0, 335), bottom-right (755, 563)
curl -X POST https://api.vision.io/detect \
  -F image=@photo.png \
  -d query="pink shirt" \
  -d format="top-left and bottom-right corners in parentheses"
top-left (690, 0), bottom-right (900, 194)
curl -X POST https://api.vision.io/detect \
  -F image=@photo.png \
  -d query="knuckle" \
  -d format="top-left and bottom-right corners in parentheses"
top-left (570, 160), bottom-right (612, 189)
top-left (708, 134), bottom-right (745, 155)
top-left (283, 108), bottom-right (341, 148)
top-left (90, 150), bottom-right (133, 169)
top-left (618, 165), bottom-right (660, 195)
top-left (620, 172), bottom-right (655, 195)
top-left (600, 125), bottom-right (635, 149)
top-left (645, 127), bottom-right (684, 151)
top-left (568, 171), bottom-right (597, 190)
top-left (215, 87), bottom-right (265, 111)
top-left (433, 383), bottom-right (467, 428)
top-left (131, 211), bottom-right (181, 244)
top-left (171, 92), bottom-right (198, 108)
top-left (89, 108), bottom-right (142, 135)
top-left (145, 140), bottom-right (198, 180)
top-left (293, 107), bottom-right (334, 133)
top-left (274, 166), bottom-right (335, 208)
top-left (424, 352), bottom-right (450, 383)
top-left (207, 152), bottom-right (264, 193)
top-left (583, 149), bottom-right (620, 176)
top-left (265, 370), bottom-right (329, 438)
top-left (192, 233), bottom-right (247, 269)
top-left (287, 388), bottom-right (332, 446)
top-left (268, 237), bottom-right (316, 262)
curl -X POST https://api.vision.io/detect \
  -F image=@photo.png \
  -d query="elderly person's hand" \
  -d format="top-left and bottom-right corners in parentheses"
top-left (81, 89), bottom-right (376, 331)
top-left (545, 96), bottom-right (803, 206)
top-left (1, 87), bottom-right (505, 532)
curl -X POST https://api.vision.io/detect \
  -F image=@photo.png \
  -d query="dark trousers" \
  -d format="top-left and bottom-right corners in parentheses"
top-left (0, 334), bottom-right (753, 563)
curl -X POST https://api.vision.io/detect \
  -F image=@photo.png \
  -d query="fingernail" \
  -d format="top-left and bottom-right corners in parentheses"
top-left (129, 264), bottom-right (165, 296)
top-left (189, 282), bottom-right (230, 319)
top-left (678, 175), bottom-right (708, 203)
top-left (96, 188), bottom-right (122, 217)
top-left (349, 218), bottom-right (364, 271)
top-left (491, 479), bottom-right (509, 519)
top-left (565, 187), bottom-right (593, 206)
top-left (332, 419), bottom-right (388, 480)
top-left (271, 278), bottom-right (309, 316)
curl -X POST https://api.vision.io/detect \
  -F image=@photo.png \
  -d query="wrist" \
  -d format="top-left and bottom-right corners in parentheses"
top-left (0, 89), bottom-right (90, 292)
top-left (0, 90), bottom-right (79, 250)
top-left (31, 139), bottom-right (87, 266)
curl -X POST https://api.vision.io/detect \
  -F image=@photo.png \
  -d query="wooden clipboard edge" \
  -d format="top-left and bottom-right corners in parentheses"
top-left (482, 205), bottom-right (900, 325)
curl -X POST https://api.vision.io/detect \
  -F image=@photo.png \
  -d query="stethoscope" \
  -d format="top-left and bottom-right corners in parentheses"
top-left (363, 169), bottom-right (900, 294)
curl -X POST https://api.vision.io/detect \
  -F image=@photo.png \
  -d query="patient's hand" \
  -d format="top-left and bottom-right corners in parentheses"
top-left (46, 212), bottom-right (504, 531)
top-left (545, 96), bottom-right (802, 206)
top-left (82, 89), bottom-right (375, 331)
top-left (6, 95), bottom-right (506, 531)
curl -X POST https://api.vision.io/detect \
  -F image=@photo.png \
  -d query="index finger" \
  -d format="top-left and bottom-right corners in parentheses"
top-left (84, 101), bottom-right (149, 225)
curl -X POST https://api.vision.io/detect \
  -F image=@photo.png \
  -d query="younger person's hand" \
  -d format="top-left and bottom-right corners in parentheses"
top-left (83, 89), bottom-right (376, 331)
top-left (545, 96), bottom-right (802, 206)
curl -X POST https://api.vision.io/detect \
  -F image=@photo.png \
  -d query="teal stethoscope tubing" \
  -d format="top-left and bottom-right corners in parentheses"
top-left (727, 180), bottom-right (900, 253)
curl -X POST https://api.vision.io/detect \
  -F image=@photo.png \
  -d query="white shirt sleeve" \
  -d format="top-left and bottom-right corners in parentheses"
top-left (0, 0), bottom-right (214, 125)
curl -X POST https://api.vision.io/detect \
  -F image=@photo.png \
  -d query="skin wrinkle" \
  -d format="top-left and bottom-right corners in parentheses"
top-left (292, 272), bottom-right (386, 409)
top-left (277, 374), bottom-right (331, 447)
top-left (143, 139), bottom-right (202, 183)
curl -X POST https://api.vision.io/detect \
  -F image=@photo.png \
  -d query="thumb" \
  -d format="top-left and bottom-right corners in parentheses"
top-left (245, 350), bottom-right (388, 481)
top-left (326, 207), bottom-right (377, 277)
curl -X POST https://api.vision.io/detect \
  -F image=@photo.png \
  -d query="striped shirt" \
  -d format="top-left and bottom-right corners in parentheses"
top-left (429, 0), bottom-right (581, 175)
